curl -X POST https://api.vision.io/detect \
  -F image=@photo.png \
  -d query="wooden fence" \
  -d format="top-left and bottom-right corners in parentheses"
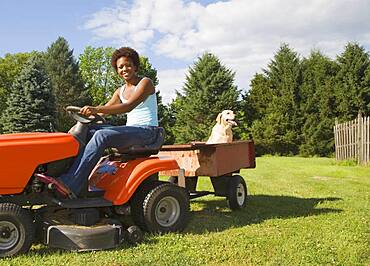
top-left (334, 113), bottom-right (369, 166)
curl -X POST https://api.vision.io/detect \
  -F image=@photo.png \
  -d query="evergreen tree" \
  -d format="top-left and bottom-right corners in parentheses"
top-left (0, 52), bottom-right (40, 132)
top-left (172, 53), bottom-right (240, 143)
top-left (299, 51), bottom-right (338, 156)
top-left (1, 56), bottom-right (55, 133)
top-left (335, 42), bottom-right (370, 120)
top-left (44, 37), bottom-right (90, 132)
top-left (242, 73), bottom-right (274, 121)
top-left (364, 65), bottom-right (370, 113)
top-left (157, 92), bottom-right (176, 144)
top-left (251, 44), bottom-right (302, 155)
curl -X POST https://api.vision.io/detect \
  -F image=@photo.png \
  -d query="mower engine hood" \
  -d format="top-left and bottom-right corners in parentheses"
top-left (0, 132), bottom-right (79, 194)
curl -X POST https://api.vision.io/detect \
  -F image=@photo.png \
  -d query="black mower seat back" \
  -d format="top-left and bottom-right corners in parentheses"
top-left (114, 127), bottom-right (165, 158)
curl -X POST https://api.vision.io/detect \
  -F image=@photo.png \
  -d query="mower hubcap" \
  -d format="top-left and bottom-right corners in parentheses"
top-left (155, 196), bottom-right (180, 227)
top-left (0, 221), bottom-right (19, 250)
top-left (236, 184), bottom-right (246, 206)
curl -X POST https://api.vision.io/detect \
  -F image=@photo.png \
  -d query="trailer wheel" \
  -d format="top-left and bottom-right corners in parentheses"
top-left (0, 203), bottom-right (34, 257)
top-left (143, 183), bottom-right (189, 233)
top-left (227, 175), bottom-right (248, 210)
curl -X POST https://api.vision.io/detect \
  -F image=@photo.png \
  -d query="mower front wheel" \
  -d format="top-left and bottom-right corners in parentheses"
top-left (0, 203), bottom-right (34, 257)
top-left (143, 183), bottom-right (189, 233)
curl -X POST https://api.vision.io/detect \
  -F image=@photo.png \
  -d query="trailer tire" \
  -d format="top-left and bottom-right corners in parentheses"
top-left (143, 183), bottom-right (189, 233)
top-left (227, 175), bottom-right (248, 210)
top-left (0, 203), bottom-right (34, 257)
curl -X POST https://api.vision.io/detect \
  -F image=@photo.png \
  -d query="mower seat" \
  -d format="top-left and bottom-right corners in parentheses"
top-left (113, 127), bottom-right (165, 160)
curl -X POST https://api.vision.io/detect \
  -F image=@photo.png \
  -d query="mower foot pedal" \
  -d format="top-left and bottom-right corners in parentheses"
top-left (52, 197), bottom-right (113, 208)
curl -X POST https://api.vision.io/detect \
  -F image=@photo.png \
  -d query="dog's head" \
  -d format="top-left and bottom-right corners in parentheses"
top-left (216, 110), bottom-right (237, 128)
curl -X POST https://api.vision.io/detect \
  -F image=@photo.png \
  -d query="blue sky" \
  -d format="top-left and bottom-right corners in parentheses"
top-left (1, 0), bottom-right (370, 103)
top-left (0, 1), bottom-right (115, 56)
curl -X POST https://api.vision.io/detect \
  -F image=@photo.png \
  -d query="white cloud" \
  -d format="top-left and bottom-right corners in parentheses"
top-left (157, 68), bottom-right (187, 104)
top-left (84, 0), bottom-right (370, 103)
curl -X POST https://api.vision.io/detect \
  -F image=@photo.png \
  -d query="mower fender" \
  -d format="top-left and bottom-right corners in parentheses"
top-left (92, 156), bottom-right (179, 205)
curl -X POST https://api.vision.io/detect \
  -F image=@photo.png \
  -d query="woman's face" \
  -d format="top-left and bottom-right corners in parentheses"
top-left (116, 56), bottom-right (137, 81)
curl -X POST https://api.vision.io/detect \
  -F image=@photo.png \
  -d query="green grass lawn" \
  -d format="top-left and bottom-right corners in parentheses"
top-left (3, 157), bottom-right (369, 265)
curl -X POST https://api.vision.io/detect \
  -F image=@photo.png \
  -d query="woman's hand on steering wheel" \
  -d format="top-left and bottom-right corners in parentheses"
top-left (80, 106), bottom-right (98, 116)
top-left (66, 106), bottom-right (106, 124)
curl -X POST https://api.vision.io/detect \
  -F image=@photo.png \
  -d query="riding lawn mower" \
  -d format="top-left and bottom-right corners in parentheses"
top-left (0, 107), bottom-right (190, 257)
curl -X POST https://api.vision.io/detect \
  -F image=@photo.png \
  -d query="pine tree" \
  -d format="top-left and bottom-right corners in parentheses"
top-left (44, 37), bottom-right (90, 132)
top-left (299, 51), bottom-right (338, 156)
top-left (1, 56), bottom-right (55, 133)
top-left (172, 53), bottom-right (240, 143)
top-left (251, 44), bottom-right (302, 155)
top-left (243, 73), bottom-right (274, 121)
top-left (0, 52), bottom-right (40, 132)
top-left (335, 42), bottom-right (370, 121)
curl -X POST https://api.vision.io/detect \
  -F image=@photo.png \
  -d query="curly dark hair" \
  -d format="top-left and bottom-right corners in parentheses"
top-left (111, 47), bottom-right (140, 72)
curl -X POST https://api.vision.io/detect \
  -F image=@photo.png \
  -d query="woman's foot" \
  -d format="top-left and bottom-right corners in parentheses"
top-left (34, 173), bottom-right (77, 199)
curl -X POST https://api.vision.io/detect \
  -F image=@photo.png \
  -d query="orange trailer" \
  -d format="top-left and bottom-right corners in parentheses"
top-left (158, 140), bottom-right (256, 210)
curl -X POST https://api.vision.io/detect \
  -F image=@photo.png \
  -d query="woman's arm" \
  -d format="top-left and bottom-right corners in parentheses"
top-left (81, 78), bottom-right (155, 116)
top-left (95, 88), bottom-right (121, 116)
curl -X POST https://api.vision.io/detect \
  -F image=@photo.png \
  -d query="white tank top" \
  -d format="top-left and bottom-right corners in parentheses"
top-left (119, 78), bottom-right (158, 126)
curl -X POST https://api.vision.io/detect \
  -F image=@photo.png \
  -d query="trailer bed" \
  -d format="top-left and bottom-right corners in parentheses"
top-left (158, 140), bottom-right (255, 177)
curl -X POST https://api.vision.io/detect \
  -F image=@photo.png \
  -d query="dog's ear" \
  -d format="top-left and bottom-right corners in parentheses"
top-left (216, 113), bottom-right (222, 124)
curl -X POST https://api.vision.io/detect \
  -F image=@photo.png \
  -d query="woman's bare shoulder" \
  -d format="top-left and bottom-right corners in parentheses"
top-left (138, 77), bottom-right (155, 91)
top-left (139, 77), bottom-right (154, 86)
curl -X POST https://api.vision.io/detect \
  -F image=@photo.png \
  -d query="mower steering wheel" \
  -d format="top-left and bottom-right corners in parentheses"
top-left (66, 106), bottom-right (106, 124)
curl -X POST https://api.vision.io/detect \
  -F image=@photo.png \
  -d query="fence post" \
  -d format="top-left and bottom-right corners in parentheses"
top-left (365, 116), bottom-right (370, 166)
top-left (334, 114), bottom-right (369, 165)
top-left (357, 112), bottom-right (362, 165)
top-left (334, 118), bottom-right (338, 160)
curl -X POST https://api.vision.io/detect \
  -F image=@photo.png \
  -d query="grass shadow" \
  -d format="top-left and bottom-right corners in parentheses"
top-left (186, 195), bottom-right (342, 234)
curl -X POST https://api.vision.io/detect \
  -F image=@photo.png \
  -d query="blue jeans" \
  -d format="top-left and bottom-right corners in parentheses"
top-left (59, 124), bottom-right (158, 196)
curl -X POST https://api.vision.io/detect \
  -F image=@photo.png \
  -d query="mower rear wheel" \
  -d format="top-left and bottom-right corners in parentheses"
top-left (0, 203), bottom-right (34, 257)
top-left (143, 183), bottom-right (189, 233)
top-left (130, 180), bottom-right (164, 231)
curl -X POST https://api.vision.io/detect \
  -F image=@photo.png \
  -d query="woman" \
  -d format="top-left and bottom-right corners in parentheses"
top-left (58, 47), bottom-right (158, 197)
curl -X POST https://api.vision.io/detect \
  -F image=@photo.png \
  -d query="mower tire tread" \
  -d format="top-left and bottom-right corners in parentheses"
top-left (0, 203), bottom-right (35, 257)
top-left (130, 180), bottom-right (164, 231)
top-left (143, 183), bottom-right (190, 233)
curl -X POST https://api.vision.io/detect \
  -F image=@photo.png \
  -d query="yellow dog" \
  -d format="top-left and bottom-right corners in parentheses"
top-left (206, 110), bottom-right (237, 144)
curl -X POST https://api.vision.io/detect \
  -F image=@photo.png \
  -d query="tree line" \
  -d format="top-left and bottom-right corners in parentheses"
top-left (0, 37), bottom-right (369, 156)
